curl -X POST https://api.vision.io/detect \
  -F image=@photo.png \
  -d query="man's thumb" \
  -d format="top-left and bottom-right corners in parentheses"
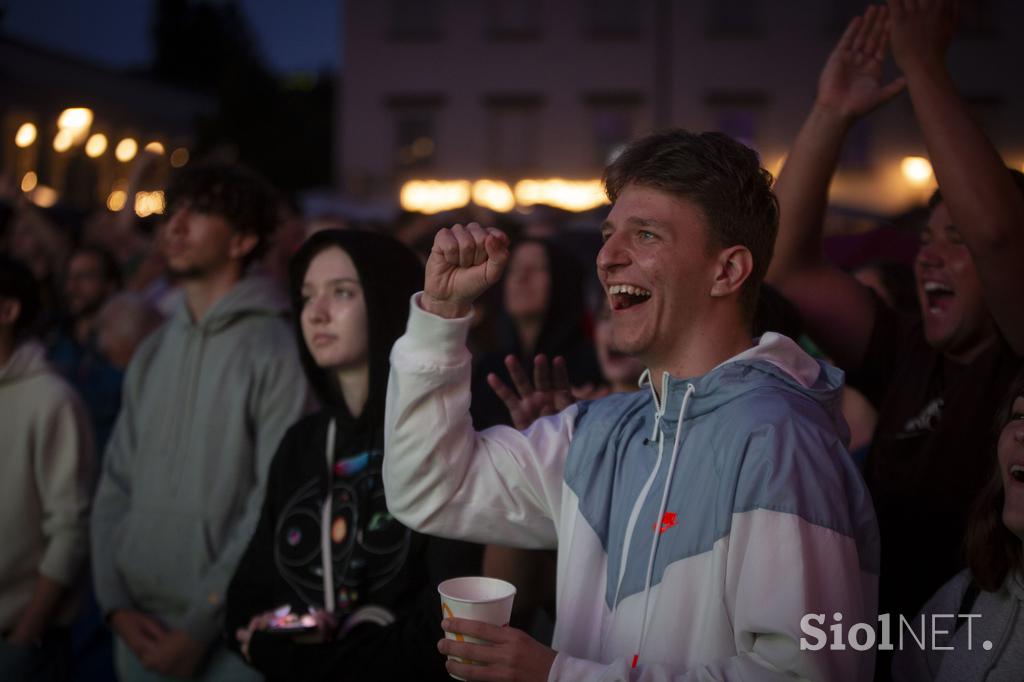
top-left (484, 230), bottom-right (510, 273)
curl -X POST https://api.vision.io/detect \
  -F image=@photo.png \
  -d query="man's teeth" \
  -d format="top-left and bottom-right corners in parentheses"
top-left (608, 284), bottom-right (651, 297)
top-left (1011, 464), bottom-right (1024, 482)
top-left (923, 281), bottom-right (954, 295)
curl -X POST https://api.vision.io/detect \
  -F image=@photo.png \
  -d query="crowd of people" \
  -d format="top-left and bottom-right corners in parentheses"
top-left (2, 2), bottom-right (1023, 681)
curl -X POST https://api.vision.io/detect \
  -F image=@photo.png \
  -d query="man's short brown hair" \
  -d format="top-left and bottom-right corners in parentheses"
top-left (603, 129), bottom-right (779, 321)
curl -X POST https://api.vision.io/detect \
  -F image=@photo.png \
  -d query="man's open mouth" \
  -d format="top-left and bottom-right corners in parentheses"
top-left (923, 281), bottom-right (955, 314)
top-left (608, 284), bottom-right (652, 311)
top-left (1010, 464), bottom-right (1024, 484)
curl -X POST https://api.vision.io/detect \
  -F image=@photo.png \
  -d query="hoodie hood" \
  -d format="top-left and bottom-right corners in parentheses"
top-left (0, 340), bottom-right (51, 386)
top-left (288, 229), bottom-right (424, 428)
top-left (170, 275), bottom-right (290, 334)
top-left (642, 332), bottom-right (847, 437)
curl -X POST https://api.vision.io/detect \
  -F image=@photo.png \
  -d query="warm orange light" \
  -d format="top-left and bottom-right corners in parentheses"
top-left (53, 129), bottom-right (74, 152)
top-left (107, 189), bottom-right (127, 212)
top-left (399, 180), bottom-right (471, 214)
top-left (115, 138), bottom-right (138, 162)
top-left (514, 178), bottom-right (608, 212)
top-left (900, 156), bottom-right (933, 186)
top-left (31, 185), bottom-right (59, 208)
top-left (472, 180), bottom-right (515, 212)
top-left (144, 141), bottom-right (165, 155)
top-left (170, 147), bottom-right (189, 168)
top-left (15, 122), bottom-right (37, 148)
top-left (20, 171), bottom-right (38, 193)
top-left (85, 133), bottom-right (108, 158)
top-left (57, 107), bottom-right (93, 131)
top-left (134, 190), bottom-right (166, 217)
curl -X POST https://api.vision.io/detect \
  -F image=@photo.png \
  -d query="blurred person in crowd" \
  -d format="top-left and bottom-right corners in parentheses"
top-left (384, 128), bottom-right (878, 681)
top-left (0, 256), bottom-right (94, 682)
top-left (766, 3), bottom-right (1024, 663)
top-left (95, 293), bottom-right (164, 372)
top-left (226, 229), bottom-right (481, 681)
top-left (893, 368), bottom-right (1024, 681)
top-left (48, 245), bottom-right (124, 452)
top-left (7, 203), bottom-right (73, 330)
top-left (470, 238), bottom-right (601, 429)
top-left (90, 162), bottom-right (309, 681)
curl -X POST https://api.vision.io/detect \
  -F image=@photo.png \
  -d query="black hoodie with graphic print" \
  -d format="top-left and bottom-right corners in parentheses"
top-left (225, 229), bottom-right (481, 681)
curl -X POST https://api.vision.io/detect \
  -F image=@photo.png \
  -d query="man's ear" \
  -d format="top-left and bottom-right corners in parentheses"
top-left (709, 245), bottom-right (753, 299)
top-left (0, 298), bottom-right (21, 326)
top-left (229, 233), bottom-right (260, 262)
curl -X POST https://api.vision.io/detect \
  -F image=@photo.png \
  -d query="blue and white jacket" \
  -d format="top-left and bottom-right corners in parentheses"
top-left (384, 295), bottom-right (879, 681)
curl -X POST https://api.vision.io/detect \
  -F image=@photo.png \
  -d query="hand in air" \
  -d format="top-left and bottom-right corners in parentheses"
top-left (487, 354), bottom-right (576, 430)
top-left (423, 223), bottom-right (510, 319)
top-left (817, 4), bottom-right (906, 120)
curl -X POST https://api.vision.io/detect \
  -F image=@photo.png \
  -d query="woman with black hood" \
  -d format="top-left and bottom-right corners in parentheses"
top-left (225, 229), bottom-right (481, 681)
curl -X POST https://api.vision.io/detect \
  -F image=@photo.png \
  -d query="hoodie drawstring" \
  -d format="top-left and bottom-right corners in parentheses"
top-left (320, 418), bottom-right (337, 613)
top-left (633, 382), bottom-right (695, 669)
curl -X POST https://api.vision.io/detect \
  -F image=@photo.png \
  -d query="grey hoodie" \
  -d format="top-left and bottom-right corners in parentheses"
top-left (893, 569), bottom-right (1024, 681)
top-left (0, 341), bottom-right (93, 632)
top-left (90, 276), bottom-right (308, 643)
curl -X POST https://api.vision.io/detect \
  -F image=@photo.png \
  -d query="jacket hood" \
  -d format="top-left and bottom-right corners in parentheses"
top-left (0, 340), bottom-right (51, 386)
top-left (642, 332), bottom-right (847, 437)
top-left (287, 229), bottom-right (424, 427)
top-left (170, 275), bottom-right (290, 334)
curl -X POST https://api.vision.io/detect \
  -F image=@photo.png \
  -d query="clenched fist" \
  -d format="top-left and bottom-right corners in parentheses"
top-left (422, 223), bottom-right (510, 319)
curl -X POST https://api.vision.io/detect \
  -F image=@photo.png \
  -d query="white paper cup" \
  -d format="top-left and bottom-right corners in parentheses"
top-left (438, 576), bottom-right (517, 680)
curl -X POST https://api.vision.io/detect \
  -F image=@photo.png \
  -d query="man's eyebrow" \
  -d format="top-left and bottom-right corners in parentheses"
top-left (603, 216), bottom-right (664, 230)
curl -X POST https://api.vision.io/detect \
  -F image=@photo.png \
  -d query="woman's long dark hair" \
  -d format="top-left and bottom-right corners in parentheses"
top-left (966, 367), bottom-right (1024, 591)
top-left (288, 229), bottom-right (424, 430)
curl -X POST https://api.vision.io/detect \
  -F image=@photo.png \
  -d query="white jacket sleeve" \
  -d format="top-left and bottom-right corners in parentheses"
top-left (383, 293), bottom-right (575, 549)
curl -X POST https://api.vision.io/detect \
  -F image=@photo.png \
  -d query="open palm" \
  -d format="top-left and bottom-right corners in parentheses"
top-left (817, 5), bottom-right (906, 119)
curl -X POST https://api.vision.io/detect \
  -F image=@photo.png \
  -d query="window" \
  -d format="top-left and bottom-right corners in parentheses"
top-left (387, 95), bottom-right (444, 170)
top-left (585, 0), bottom-right (644, 39)
top-left (705, 91), bottom-right (768, 149)
top-left (585, 93), bottom-right (642, 165)
top-left (707, 0), bottom-right (760, 38)
top-left (484, 95), bottom-right (543, 175)
top-left (389, 0), bottom-right (443, 41)
top-left (487, 0), bottom-right (542, 40)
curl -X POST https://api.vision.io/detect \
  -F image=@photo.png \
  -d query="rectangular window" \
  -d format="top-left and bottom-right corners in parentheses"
top-left (707, 0), bottom-right (760, 38)
top-left (584, 0), bottom-right (644, 39)
top-left (389, 0), bottom-right (443, 41)
top-left (484, 95), bottom-right (543, 175)
top-left (487, 0), bottom-right (543, 40)
top-left (584, 93), bottom-right (642, 165)
top-left (705, 91), bottom-right (768, 150)
top-left (387, 95), bottom-right (444, 170)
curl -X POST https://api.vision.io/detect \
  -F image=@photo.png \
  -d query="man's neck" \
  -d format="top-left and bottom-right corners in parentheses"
top-left (647, 317), bottom-right (753, 393)
top-left (942, 327), bottom-right (999, 366)
top-left (183, 266), bottom-right (242, 323)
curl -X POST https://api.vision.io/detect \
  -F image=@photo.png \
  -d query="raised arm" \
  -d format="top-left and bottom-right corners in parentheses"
top-left (768, 5), bottom-right (906, 368)
top-left (889, 0), bottom-right (1024, 354)
top-left (384, 224), bottom-right (575, 547)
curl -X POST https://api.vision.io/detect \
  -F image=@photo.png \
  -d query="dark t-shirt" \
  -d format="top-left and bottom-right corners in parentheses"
top-left (852, 294), bottom-right (1021, 623)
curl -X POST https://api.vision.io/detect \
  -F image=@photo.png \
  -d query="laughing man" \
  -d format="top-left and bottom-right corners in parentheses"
top-left (383, 129), bottom-right (879, 681)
